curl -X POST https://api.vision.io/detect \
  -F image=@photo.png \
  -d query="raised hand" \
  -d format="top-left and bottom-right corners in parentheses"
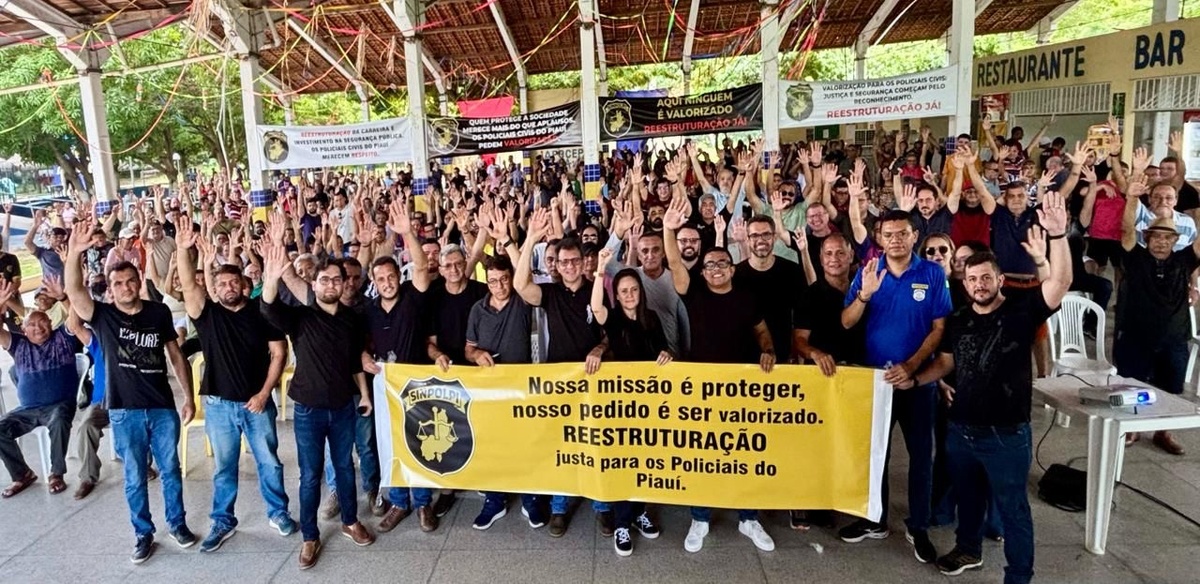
top-left (1132, 146), bottom-right (1151, 175)
top-left (809, 142), bottom-right (824, 165)
top-left (1169, 130), bottom-right (1183, 154)
top-left (1022, 224), bottom-right (1048, 265)
top-left (67, 219), bottom-right (94, 255)
top-left (662, 196), bottom-right (688, 231)
top-left (1067, 141), bottom-right (1092, 166)
top-left (897, 184), bottom-right (917, 212)
top-left (770, 191), bottom-right (787, 212)
top-left (597, 247), bottom-right (614, 267)
top-left (527, 207), bottom-right (552, 239)
top-left (821, 163), bottom-right (839, 184)
top-left (262, 240), bottom-right (289, 282)
top-left (922, 165), bottom-right (938, 184)
top-left (1127, 174), bottom-right (1149, 198)
top-left (176, 214), bottom-right (197, 249)
top-left (1038, 170), bottom-right (1056, 188)
top-left (41, 274), bottom-right (64, 300)
top-left (859, 257), bottom-right (885, 299)
top-left (730, 217), bottom-right (747, 243)
top-left (388, 196), bottom-right (413, 235)
top-left (1081, 165), bottom-right (1097, 184)
top-left (713, 212), bottom-right (727, 235)
top-left (1037, 190), bottom-right (1068, 236)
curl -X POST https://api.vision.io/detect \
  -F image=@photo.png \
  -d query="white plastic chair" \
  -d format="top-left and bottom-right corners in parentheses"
top-left (1049, 294), bottom-right (1115, 377)
top-left (1186, 278), bottom-right (1200, 396)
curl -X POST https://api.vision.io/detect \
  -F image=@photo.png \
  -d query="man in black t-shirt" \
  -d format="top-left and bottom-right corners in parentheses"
top-left (365, 202), bottom-right (441, 536)
top-left (902, 190), bottom-right (1072, 581)
top-left (734, 215), bottom-right (813, 363)
top-left (64, 219), bottom-right (197, 565)
top-left (663, 195), bottom-right (777, 555)
top-left (514, 209), bottom-right (607, 537)
top-left (261, 215), bottom-right (376, 570)
top-left (176, 220), bottom-right (295, 552)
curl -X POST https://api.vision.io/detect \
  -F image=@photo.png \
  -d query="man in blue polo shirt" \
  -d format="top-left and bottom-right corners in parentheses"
top-left (840, 209), bottom-right (951, 566)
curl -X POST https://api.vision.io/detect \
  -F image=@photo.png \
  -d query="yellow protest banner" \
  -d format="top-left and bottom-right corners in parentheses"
top-left (374, 362), bottom-right (892, 521)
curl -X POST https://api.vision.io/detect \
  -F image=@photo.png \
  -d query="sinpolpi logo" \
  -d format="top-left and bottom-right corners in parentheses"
top-left (399, 377), bottom-right (474, 475)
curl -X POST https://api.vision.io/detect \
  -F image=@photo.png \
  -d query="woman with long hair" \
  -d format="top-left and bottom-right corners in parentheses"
top-left (587, 251), bottom-right (670, 557)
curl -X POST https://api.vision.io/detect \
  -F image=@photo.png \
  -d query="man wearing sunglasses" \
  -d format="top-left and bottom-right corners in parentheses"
top-left (662, 196), bottom-right (777, 555)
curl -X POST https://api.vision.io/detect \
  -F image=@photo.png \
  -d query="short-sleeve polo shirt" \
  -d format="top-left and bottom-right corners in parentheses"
top-left (845, 254), bottom-right (952, 367)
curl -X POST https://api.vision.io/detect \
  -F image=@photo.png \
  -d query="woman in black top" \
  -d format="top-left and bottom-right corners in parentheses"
top-left (588, 256), bottom-right (670, 556)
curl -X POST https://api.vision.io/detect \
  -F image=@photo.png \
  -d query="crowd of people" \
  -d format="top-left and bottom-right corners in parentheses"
top-left (0, 116), bottom-right (1194, 584)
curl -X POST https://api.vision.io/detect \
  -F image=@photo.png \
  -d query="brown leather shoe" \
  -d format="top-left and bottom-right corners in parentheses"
top-left (341, 522), bottom-right (375, 546)
top-left (377, 506), bottom-right (411, 533)
top-left (74, 481), bottom-right (96, 500)
top-left (417, 506), bottom-right (439, 532)
top-left (298, 540), bottom-right (321, 570)
top-left (1153, 431), bottom-right (1186, 456)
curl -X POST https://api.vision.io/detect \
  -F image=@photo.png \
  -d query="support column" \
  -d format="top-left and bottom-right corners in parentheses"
top-left (854, 38), bottom-right (868, 80)
top-left (946, 0), bottom-right (975, 137)
top-left (579, 0), bottom-right (601, 201)
top-left (77, 63), bottom-right (118, 207)
top-left (282, 97), bottom-right (295, 126)
top-left (358, 86), bottom-right (371, 122)
top-left (760, 0), bottom-right (780, 152)
top-left (1151, 0), bottom-right (1181, 162)
top-left (239, 57), bottom-right (271, 204)
top-left (398, 0), bottom-right (430, 194)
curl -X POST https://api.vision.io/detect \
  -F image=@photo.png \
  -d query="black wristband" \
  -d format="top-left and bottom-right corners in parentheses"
top-left (1046, 232), bottom-right (1067, 240)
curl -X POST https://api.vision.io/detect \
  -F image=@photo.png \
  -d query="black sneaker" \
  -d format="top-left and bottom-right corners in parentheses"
top-left (130, 534), bottom-right (154, 564)
top-left (169, 524), bottom-right (197, 549)
top-left (433, 491), bottom-right (457, 518)
top-left (838, 519), bottom-right (889, 543)
top-left (548, 513), bottom-right (568, 537)
top-left (633, 512), bottom-right (660, 539)
top-left (613, 527), bottom-right (633, 557)
top-left (936, 548), bottom-right (984, 575)
top-left (906, 530), bottom-right (938, 564)
top-left (596, 510), bottom-right (615, 537)
top-left (199, 525), bottom-right (235, 553)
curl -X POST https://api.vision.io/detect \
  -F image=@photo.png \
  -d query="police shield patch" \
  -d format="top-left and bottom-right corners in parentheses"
top-left (399, 377), bottom-right (474, 476)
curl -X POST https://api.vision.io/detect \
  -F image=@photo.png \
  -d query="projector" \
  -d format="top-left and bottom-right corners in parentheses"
top-left (1078, 385), bottom-right (1158, 407)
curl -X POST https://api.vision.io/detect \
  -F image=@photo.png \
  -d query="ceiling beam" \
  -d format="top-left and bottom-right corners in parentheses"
top-left (286, 18), bottom-right (368, 95)
top-left (488, 0), bottom-right (528, 111)
top-left (2, 0), bottom-right (98, 69)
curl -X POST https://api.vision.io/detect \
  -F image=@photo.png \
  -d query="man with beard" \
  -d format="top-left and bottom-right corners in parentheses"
top-left (175, 220), bottom-right (295, 552)
top-left (63, 219), bottom-right (197, 565)
top-left (946, 146), bottom-right (997, 245)
top-left (840, 209), bottom-right (951, 565)
top-left (735, 216), bottom-right (810, 366)
top-left (674, 225), bottom-right (705, 280)
top-left (359, 198), bottom-right (442, 534)
top-left (902, 183), bottom-right (952, 240)
top-left (261, 217), bottom-right (375, 570)
top-left (514, 210), bottom-right (606, 537)
top-left (662, 196), bottom-right (777, 554)
top-left (901, 191), bottom-right (1071, 583)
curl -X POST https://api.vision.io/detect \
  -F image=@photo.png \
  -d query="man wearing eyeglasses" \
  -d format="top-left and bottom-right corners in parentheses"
top-left (662, 197), bottom-right (778, 555)
top-left (463, 254), bottom-right (547, 530)
top-left (840, 209), bottom-right (951, 565)
top-left (514, 208), bottom-right (607, 537)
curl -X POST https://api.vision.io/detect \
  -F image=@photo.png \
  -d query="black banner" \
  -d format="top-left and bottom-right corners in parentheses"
top-left (598, 84), bottom-right (763, 141)
top-left (426, 103), bottom-right (582, 156)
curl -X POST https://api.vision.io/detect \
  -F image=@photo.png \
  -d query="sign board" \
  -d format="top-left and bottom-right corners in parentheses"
top-left (779, 66), bottom-right (959, 127)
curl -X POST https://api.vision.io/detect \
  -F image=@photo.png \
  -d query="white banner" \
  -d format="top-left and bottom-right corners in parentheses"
top-left (780, 66), bottom-right (959, 127)
top-left (255, 118), bottom-right (414, 170)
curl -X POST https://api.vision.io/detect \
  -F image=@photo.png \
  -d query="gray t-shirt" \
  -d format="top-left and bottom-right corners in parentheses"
top-left (466, 293), bottom-right (533, 364)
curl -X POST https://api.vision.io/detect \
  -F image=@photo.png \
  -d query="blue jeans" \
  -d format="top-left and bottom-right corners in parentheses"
top-left (110, 408), bottom-right (186, 537)
top-left (880, 384), bottom-right (935, 533)
top-left (691, 507), bottom-right (757, 522)
top-left (933, 399), bottom-right (1003, 537)
top-left (294, 401), bottom-right (358, 541)
top-left (550, 495), bottom-right (574, 515)
top-left (946, 422), bottom-right (1035, 584)
top-left (484, 492), bottom-right (541, 511)
top-left (388, 486), bottom-right (433, 510)
top-left (204, 396), bottom-right (291, 530)
top-left (324, 409), bottom-right (379, 493)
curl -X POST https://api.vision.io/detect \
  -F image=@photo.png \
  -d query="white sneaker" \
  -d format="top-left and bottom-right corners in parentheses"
top-left (739, 519), bottom-right (775, 552)
top-left (684, 520), bottom-right (709, 553)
